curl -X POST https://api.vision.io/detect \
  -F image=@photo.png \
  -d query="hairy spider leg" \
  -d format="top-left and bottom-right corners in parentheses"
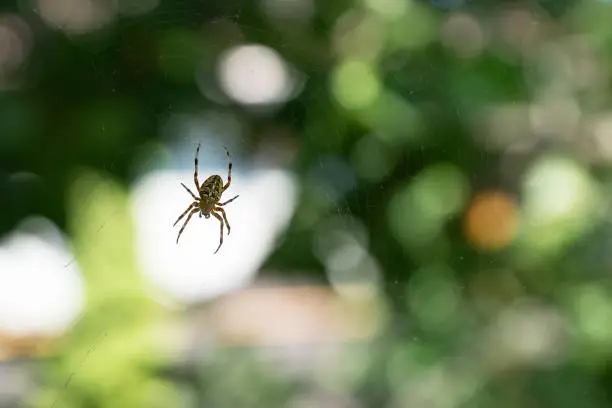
top-left (216, 207), bottom-right (231, 235)
top-left (176, 208), bottom-right (199, 244)
top-left (181, 183), bottom-right (198, 200)
top-left (212, 212), bottom-right (225, 253)
top-left (173, 202), bottom-right (197, 227)
top-left (217, 195), bottom-right (239, 206)
top-left (194, 142), bottom-right (201, 192)
top-left (222, 147), bottom-right (232, 192)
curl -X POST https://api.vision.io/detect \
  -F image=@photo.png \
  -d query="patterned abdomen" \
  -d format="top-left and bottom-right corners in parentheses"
top-left (200, 175), bottom-right (224, 204)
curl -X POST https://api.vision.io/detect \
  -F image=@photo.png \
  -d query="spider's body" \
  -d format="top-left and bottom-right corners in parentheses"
top-left (173, 144), bottom-right (239, 253)
top-left (195, 175), bottom-right (224, 219)
top-left (199, 175), bottom-right (224, 209)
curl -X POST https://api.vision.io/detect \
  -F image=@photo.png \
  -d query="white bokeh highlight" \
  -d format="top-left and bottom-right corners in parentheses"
top-left (131, 166), bottom-right (298, 302)
top-left (0, 217), bottom-right (86, 336)
top-left (217, 44), bottom-right (297, 105)
top-left (36, 0), bottom-right (117, 34)
top-left (313, 216), bottom-right (382, 300)
top-left (0, 15), bottom-right (33, 80)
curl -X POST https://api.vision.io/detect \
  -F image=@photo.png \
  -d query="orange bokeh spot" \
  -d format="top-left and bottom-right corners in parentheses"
top-left (464, 190), bottom-right (518, 251)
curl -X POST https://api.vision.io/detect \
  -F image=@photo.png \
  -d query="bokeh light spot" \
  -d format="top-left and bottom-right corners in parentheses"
top-left (407, 264), bottom-right (461, 332)
top-left (411, 163), bottom-right (470, 220)
top-left (0, 14), bottom-right (33, 86)
top-left (485, 300), bottom-right (568, 370)
top-left (440, 12), bottom-right (485, 59)
top-left (591, 113), bottom-right (612, 161)
top-left (313, 216), bottom-right (381, 300)
top-left (360, 91), bottom-right (422, 146)
top-left (523, 157), bottom-right (591, 222)
top-left (572, 285), bottom-right (612, 348)
top-left (333, 11), bottom-right (385, 60)
top-left (386, 2), bottom-right (438, 51)
top-left (388, 163), bottom-right (469, 249)
top-left (516, 155), bottom-right (602, 259)
top-left (464, 190), bottom-right (519, 252)
top-left (36, 0), bottom-right (117, 34)
top-left (217, 44), bottom-right (296, 106)
top-left (0, 217), bottom-right (85, 336)
top-left (331, 59), bottom-right (381, 110)
top-left (364, 0), bottom-right (407, 20)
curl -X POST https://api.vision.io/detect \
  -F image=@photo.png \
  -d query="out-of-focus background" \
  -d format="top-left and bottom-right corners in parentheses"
top-left (1, 0), bottom-right (612, 406)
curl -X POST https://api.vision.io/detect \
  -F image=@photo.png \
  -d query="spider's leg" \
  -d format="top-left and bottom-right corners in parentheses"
top-left (217, 194), bottom-right (239, 206)
top-left (181, 183), bottom-right (198, 200)
top-left (222, 147), bottom-right (232, 192)
top-left (173, 202), bottom-right (196, 227)
top-left (176, 208), bottom-right (198, 244)
top-left (212, 211), bottom-right (224, 254)
top-left (194, 142), bottom-right (201, 191)
top-left (216, 207), bottom-right (231, 235)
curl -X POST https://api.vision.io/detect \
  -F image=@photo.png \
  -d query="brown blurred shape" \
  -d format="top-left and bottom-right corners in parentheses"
top-left (0, 332), bottom-right (56, 361)
top-left (464, 190), bottom-right (519, 251)
top-left (205, 284), bottom-right (382, 347)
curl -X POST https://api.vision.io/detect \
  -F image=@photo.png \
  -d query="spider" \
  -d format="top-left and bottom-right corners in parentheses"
top-left (173, 143), bottom-right (239, 254)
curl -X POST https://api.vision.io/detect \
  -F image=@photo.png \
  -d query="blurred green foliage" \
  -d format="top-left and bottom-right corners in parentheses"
top-left (3, 0), bottom-right (612, 407)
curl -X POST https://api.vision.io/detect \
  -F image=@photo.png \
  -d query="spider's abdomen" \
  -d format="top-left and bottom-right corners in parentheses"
top-left (200, 175), bottom-right (224, 203)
